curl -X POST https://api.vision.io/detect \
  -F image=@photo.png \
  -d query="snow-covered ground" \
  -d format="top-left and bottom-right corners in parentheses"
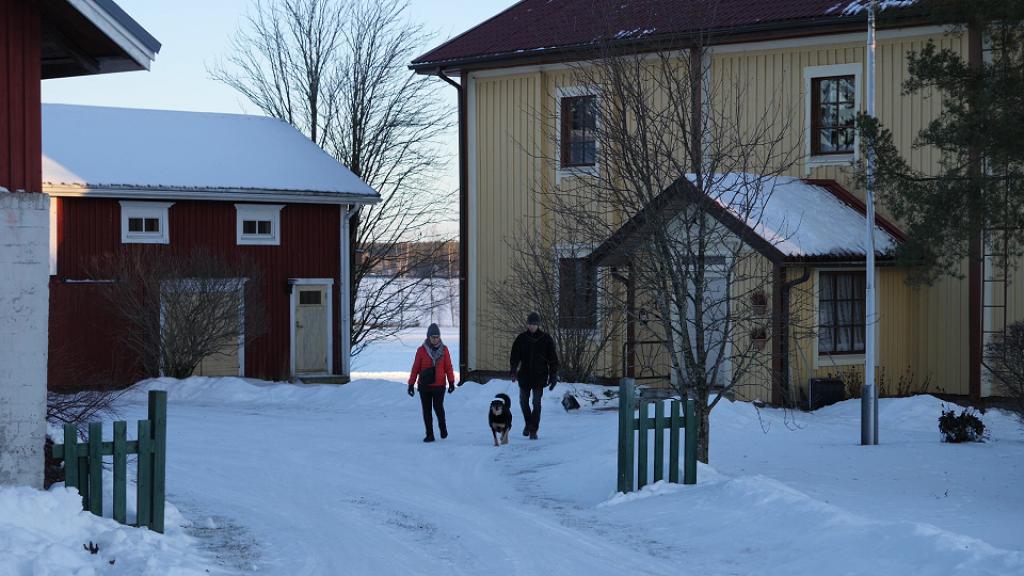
top-left (7, 330), bottom-right (1024, 575)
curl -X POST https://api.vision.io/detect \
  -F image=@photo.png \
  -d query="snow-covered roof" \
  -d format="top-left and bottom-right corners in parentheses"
top-left (696, 173), bottom-right (900, 259)
top-left (591, 173), bottom-right (903, 266)
top-left (42, 104), bottom-right (378, 203)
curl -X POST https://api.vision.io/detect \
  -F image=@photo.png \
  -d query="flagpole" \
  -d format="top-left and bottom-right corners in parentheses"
top-left (862, 0), bottom-right (879, 445)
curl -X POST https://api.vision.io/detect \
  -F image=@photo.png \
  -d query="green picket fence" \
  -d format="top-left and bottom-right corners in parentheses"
top-left (51, 390), bottom-right (168, 533)
top-left (617, 378), bottom-right (697, 493)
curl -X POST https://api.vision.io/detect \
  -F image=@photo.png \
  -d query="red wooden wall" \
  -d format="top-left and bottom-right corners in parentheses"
top-left (0, 0), bottom-right (42, 193)
top-left (49, 197), bottom-right (344, 387)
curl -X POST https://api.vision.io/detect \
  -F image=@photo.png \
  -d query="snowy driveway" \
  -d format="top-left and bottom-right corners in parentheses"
top-left (119, 377), bottom-right (1024, 576)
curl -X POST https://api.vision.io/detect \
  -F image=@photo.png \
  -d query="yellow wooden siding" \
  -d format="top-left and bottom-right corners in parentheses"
top-left (193, 340), bottom-right (240, 377)
top-left (473, 72), bottom-right (543, 371)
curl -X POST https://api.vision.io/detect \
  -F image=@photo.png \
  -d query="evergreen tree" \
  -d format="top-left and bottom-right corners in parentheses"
top-left (859, 0), bottom-right (1024, 284)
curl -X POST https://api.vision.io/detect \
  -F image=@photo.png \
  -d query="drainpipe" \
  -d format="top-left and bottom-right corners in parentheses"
top-left (436, 68), bottom-right (469, 381)
top-left (341, 204), bottom-right (361, 378)
top-left (773, 265), bottom-right (812, 406)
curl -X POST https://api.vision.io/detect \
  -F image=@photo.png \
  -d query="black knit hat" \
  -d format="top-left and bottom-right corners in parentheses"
top-left (527, 312), bottom-right (541, 325)
top-left (427, 323), bottom-right (440, 337)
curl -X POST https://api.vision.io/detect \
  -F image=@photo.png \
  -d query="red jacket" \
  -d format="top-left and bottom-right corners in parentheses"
top-left (408, 343), bottom-right (455, 387)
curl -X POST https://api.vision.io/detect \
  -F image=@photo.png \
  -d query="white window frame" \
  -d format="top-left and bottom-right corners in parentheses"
top-left (235, 204), bottom-right (283, 246)
top-left (803, 63), bottom-right (862, 173)
top-left (555, 86), bottom-right (600, 183)
top-left (120, 201), bottom-right (172, 244)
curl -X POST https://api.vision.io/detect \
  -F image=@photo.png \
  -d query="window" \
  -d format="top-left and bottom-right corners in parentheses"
top-left (120, 201), bottom-right (173, 244)
top-left (818, 271), bottom-right (866, 355)
top-left (235, 204), bottom-right (283, 246)
top-left (811, 75), bottom-right (857, 155)
top-left (299, 290), bottom-right (321, 305)
top-left (560, 95), bottom-right (597, 167)
top-left (558, 257), bottom-right (597, 330)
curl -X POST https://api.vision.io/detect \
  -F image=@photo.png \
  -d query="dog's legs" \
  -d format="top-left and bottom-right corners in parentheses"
top-left (492, 429), bottom-right (499, 447)
top-left (502, 430), bottom-right (509, 445)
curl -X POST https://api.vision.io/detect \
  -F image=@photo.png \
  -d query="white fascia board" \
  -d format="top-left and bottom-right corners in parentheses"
top-left (45, 185), bottom-right (380, 205)
top-left (66, 0), bottom-right (158, 70)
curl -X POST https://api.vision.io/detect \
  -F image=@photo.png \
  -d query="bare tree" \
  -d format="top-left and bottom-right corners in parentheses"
top-left (988, 321), bottom-right (1024, 426)
top-left (90, 249), bottom-right (268, 379)
top-left (211, 0), bottom-right (455, 356)
top-left (543, 34), bottom-right (805, 462)
top-left (488, 221), bottom-right (620, 383)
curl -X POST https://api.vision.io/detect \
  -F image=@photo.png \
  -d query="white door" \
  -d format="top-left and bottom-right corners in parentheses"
top-left (296, 286), bottom-right (328, 373)
top-left (671, 261), bottom-right (730, 388)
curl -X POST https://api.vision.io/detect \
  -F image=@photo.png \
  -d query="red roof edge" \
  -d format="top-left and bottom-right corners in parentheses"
top-left (803, 178), bottom-right (907, 243)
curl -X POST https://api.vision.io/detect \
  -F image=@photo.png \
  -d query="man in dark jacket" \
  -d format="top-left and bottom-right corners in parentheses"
top-left (510, 312), bottom-right (559, 440)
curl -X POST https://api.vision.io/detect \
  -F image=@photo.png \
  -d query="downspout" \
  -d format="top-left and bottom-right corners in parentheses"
top-left (341, 204), bottom-right (360, 378)
top-left (773, 264), bottom-right (812, 406)
top-left (436, 68), bottom-right (469, 381)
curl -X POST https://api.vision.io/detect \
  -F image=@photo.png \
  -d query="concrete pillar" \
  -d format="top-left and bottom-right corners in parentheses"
top-left (0, 190), bottom-right (49, 488)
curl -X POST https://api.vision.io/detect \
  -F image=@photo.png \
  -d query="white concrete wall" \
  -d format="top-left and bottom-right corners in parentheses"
top-left (0, 191), bottom-right (49, 488)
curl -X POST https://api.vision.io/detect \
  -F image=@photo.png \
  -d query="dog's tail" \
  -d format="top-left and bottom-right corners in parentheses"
top-left (495, 393), bottom-right (511, 408)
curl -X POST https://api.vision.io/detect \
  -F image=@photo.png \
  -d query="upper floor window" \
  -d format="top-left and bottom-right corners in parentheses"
top-left (818, 271), bottom-right (865, 355)
top-left (236, 204), bottom-right (283, 246)
top-left (558, 257), bottom-right (598, 330)
top-left (560, 95), bottom-right (597, 167)
top-left (120, 201), bottom-right (173, 244)
top-left (811, 75), bottom-right (856, 155)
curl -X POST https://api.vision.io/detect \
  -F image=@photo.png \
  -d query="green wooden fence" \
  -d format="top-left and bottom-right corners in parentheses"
top-left (51, 390), bottom-right (167, 533)
top-left (617, 378), bottom-right (697, 493)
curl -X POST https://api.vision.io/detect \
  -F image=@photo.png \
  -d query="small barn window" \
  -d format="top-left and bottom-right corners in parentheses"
top-left (818, 271), bottom-right (866, 355)
top-left (299, 290), bottom-right (322, 305)
top-left (558, 257), bottom-right (598, 330)
top-left (120, 201), bottom-right (173, 244)
top-left (560, 95), bottom-right (597, 167)
top-left (236, 204), bottom-right (283, 246)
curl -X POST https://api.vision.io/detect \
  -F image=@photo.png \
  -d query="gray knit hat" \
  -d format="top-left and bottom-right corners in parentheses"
top-left (527, 311), bottom-right (541, 325)
top-left (427, 323), bottom-right (441, 337)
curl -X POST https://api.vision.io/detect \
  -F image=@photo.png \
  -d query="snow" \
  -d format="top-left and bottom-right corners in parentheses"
top-left (692, 173), bottom-right (900, 258)
top-left (41, 104), bottom-right (377, 198)
top-left (840, 0), bottom-right (919, 16)
top-left (13, 337), bottom-right (1024, 574)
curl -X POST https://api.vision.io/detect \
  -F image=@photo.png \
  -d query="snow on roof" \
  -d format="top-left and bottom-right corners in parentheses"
top-left (42, 104), bottom-right (377, 200)
top-left (694, 173), bottom-right (899, 258)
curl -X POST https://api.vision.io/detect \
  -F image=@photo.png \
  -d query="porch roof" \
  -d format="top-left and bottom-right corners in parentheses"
top-left (589, 173), bottom-right (905, 267)
top-left (41, 104), bottom-right (379, 204)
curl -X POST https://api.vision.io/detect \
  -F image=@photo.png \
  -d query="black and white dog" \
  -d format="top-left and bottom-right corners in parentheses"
top-left (489, 393), bottom-right (513, 446)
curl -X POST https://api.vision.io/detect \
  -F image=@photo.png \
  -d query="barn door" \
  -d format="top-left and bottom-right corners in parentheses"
top-left (295, 286), bottom-right (328, 373)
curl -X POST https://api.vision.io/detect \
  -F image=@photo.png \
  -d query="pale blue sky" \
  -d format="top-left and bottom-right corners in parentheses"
top-left (42, 0), bottom-right (516, 199)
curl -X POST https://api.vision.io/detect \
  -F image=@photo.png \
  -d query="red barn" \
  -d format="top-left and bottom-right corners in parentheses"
top-left (2, 0), bottom-right (159, 487)
top-left (43, 104), bottom-right (378, 387)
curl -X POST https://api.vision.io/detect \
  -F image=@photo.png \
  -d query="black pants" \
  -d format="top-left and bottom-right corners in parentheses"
top-left (519, 385), bottom-right (544, 432)
top-left (419, 386), bottom-right (446, 437)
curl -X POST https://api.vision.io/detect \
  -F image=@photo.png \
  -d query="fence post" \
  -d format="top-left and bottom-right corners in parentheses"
top-left (669, 400), bottom-right (680, 483)
top-left (88, 422), bottom-right (103, 516)
top-left (113, 421), bottom-right (127, 524)
top-left (137, 420), bottom-right (152, 528)
top-left (63, 424), bottom-right (78, 491)
top-left (684, 398), bottom-right (698, 485)
top-left (653, 401), bottom-right (665, 483)
top-left (617, 378), bottom-right (636, 493)
top-left (149, 390), bottom-right (167, 534)
top-left (637, 401), bottom-right (648, 489)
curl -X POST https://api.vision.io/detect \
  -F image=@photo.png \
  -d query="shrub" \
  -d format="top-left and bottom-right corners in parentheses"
top-left (938, 405), bottom-right (986, 443)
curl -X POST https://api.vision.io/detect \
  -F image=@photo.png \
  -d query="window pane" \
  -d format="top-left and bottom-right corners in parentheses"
top-left (243, 220), bottom-right (256, 235)
top-left (838, 77), bottom-right (855, 102)
top-left (838, 102), bottom-right (856, 126)
top-left (819, 129), bottom-right (837, 153)
top-left (819, 78), bottom-right (836, 103)
top-left (299, 290), bottom-right (321, 305)
top-left (562, 96), bottom-right (596, 167)
top-left (144, 218), bottom-right (160, 232)
top-left (257, 220), bottom-right (272, 235)
top-left (128, 218), bottom-right (143, 232)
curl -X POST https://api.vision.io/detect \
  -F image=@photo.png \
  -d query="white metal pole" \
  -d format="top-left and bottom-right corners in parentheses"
top-left (862, 0), bottom-right (879, 445)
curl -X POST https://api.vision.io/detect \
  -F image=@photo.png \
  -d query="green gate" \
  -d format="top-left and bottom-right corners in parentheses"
top-left (51, 390), bottom-right (168, 533)
top-left (617, 378), bottom-right (697, 493)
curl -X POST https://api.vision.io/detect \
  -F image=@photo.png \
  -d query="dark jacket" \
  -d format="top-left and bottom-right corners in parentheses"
top-left (408, 342), bottom-right (456, 387)
top-left (510, 329), bottom-right (559, 388)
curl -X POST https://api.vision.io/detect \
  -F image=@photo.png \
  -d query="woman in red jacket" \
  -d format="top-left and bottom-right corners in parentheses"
top-left (408, 323), bottom-right (456, 442)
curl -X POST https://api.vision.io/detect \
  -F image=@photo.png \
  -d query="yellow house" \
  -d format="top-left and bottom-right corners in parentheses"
top-left (410, 0), bottom-right (1022, 403)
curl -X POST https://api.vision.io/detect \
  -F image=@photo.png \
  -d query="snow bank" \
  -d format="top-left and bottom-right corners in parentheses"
top-left (0, 486), bottom-right (214, 575)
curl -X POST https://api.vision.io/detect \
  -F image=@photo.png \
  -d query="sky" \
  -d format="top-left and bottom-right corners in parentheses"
top-left (42, 0), bottom-right (518, 233)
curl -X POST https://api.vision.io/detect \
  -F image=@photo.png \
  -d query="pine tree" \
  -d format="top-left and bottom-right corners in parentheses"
top-left (859, 0), bottom-right (1024, 284)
